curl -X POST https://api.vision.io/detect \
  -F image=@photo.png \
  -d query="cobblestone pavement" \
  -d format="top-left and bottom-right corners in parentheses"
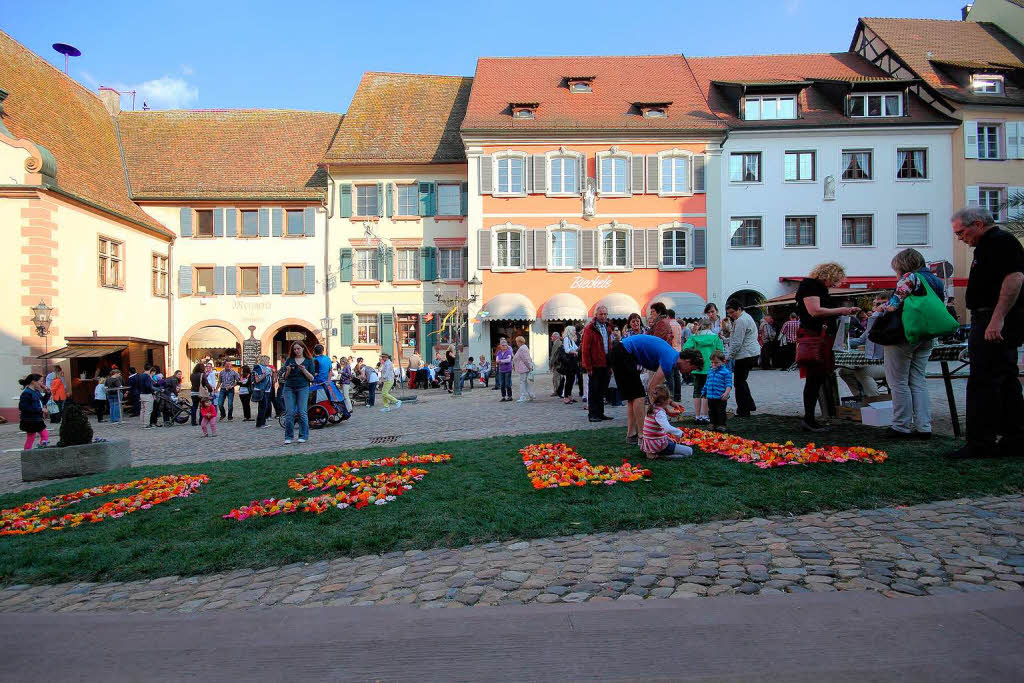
top-left (0, 367), bottom-right (966, 496)
top-left (1, 494), bottom-right (1019, 614)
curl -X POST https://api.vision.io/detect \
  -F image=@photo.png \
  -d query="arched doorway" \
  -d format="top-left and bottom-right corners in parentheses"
top-left (178, 320), bottom-right (245, 372)
top-left (727, 289), bottom-right (766, 323)
top-left (267, 323), bottom-right (319, 364)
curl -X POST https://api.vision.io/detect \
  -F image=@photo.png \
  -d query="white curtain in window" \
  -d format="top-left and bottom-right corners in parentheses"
top-left (744, 155), bottom-right (758, 182)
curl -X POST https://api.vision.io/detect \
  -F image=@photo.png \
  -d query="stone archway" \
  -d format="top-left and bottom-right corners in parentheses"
top-left (727, 289), bottom-right (767, 324)
top-left (176, 319), bottom-right (246, 374)
top-left (261, 318), bottom-right (324, 364)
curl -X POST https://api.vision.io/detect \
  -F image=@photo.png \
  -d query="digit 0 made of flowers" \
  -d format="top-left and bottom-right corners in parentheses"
top-left (223, 453), bottom-right (452, 521)
top-left (520, 443), bottom-right (651, 490)
top-left (1, 475), bottom-right (210, 536)
top-left (672, 428), bottom-right (888, 469)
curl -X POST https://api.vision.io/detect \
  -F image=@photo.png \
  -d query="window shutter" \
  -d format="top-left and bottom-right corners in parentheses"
top-left (630, 154), bottom-right (645, 194)
top-left (340, 314), bottom-right (353, 346)
top-left (384, 248), bottom-right (394, 282)
top-left (581, 229), bottom-right (596, 268)
top-left (225, 266), bottom-right (237, 295)
top-left (632, 229), bottom-right (646, 267)
top-left (966, 185), bottom-right (980, 207)
top-left (339, 184), bottom-right (353, 217)
top-left (594, 154), bottom-right (602, 189)
top-left (258, 265), bottom-right (270, 294)
top-left (178, 265), bottom-right (192, 296)
top-left (462, 245), bottom-right (468, 278)
top-left (419, 182), bottom-right (436, 217)
top-left (427, 247), bottom-right (438, 281)
top-left (693, 155), bottom-right (706, 193)
top-left (532, 154), bottom-right (546, 193)
top-left (1007, 122), bottom-right (1020, 160)
top-left (271, 265), bottom-right (283, 294)
top-left (272, 209), bottom-right (283, 237)
top-left (896, 214), bottom-right (929, 245)
top-left (646, 228), bottom-right (660, 267)
top-left (386, 183), bottom-right (395, 217)
top-left (376, 182), bottom-right (385, 218)
top-left (339, 248), bottom-right (353, 282)
top-left (461, 181), bottom-right (469, 215)
top-left (224, 208), bottom-right (237, 237)
top-left (213, 266), bottom-right (225, 295)
top-left (419, 246), bottom-right (432, 282)
top-left (258, 208), bottom-right (270, 237)
top-left (693, 229), bottom-right (707, 268)
top-left (525, 229), bottom-right (536, 269)
top-left (179, 208), bottom-right (192, 237)
top-left (304, 207), bottom-right (316, 236)
top-left (646, 154), bottom-right (659, 194)
top-left (379, 313), bottom-right (394, 352)
top-left (477, 229), bottom-right (491, 270)
top-left (479, 155), bottom-right (493, 194)
top-left (420, 314), bottom-right (436, 359)
top-left (213, 209), bottom-right (225, 237)
top-left (578, 153), bottom-right (587, 194)
top-left (964, 121), bottom-right (979, 159)
top-left (461, 314), bottom-right (469, 346)
top-left (303, 265), bottom-right (315, 294)
top-left (375, 250), bottom-right (385, 282)
top-left (535, 231), bottom-right (547, 269)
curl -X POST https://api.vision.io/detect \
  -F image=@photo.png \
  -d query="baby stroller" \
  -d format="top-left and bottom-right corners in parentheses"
top-left (154, 387), bottom-right (192, 425)
top-left (279, 381), bottom-right (350, 429)
top-left (349, 376), bottom-right (370, 406)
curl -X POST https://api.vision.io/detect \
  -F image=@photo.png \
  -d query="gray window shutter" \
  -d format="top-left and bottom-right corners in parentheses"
top-left (578, 153), bottom-right (587, 195)
top-left (213, 266), bottom-right (225, 295)
top-left (339, 184), bottom-right (353, 217)
top-left (693, 155), bottom-right (706, 193)
top-left (339, 248), bottom-right (353, 282)
top-left (532, 154), bottom-right (546, 193)
top-left (632, 229), bottom-right (646, 268)
top-left (258, 265), bottom-right (270, 294)
top-left (646, 228), bottom-right (660, 267)
top-left (213, 209), bottom-right (225, 237)
top-left (340, 314), bottom-right (353, 346)
top-left (595, 155), bottom-right (602, 189)
top-left (225, 208), bottom-right (237, 237)
top-left (377, 182), bottom-right (385, 218)
top-left (694, 229), bottom-right (707, 267)
top-left (304, 207), bottom-right (316, 236)
top-left (225, 266), bottom-right (237, 295)
top-left (386, 183), bottom-right (395, 218)
top-left (631, 154), bottom-right (645, 194)
top-left (581, 230), bottom-right (596, 268)
top-left (179, 208), bottom-right (192, 237)
top-left (525, 229), bottom-right (536, 269)
top-left (178, 265), bottom-right (192, 295)
top-left (479, 155), bottom-right (493, 194)
top-left (304, 265), bottom-right (315, 294)
top-left (258, 208), bottom-right (270, 237)
top-left (271, 265), bottom-right (283, 294)
top-left (535, 231), bottom-right (547, 269)
top-left (646, 155), bottom-right (659, 194)
top-left (477, 228), bottom-right (491, 269)
top-left (272, 209), bottom-right (283, 237)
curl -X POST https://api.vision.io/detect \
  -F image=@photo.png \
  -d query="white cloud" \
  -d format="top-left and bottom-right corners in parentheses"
top-left (113, 76), bottom-right (199, 109)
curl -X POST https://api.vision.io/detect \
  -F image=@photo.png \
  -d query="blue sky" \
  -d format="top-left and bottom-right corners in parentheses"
top-left (4, 0), bottom-right (969, 112)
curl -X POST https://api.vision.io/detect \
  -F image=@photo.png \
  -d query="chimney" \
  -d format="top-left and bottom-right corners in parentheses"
top-left (98, 86), bottom-right (120, 116)
top-left (962, 4), bottom-right (973, 20)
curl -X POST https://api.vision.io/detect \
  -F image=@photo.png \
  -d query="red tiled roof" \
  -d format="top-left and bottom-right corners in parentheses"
top-left (324, 72), bottom-right (471, 164)
top-left (859, 17), bottom-right (1024, 105)
top-left (462, 56), bottom-right (725, 133)
top-left (118, 109), bottom-right (341, 200)
top-left (688, 52), bottom-right (955, 127)
top-left (0, 30), bottom-right (170, 235)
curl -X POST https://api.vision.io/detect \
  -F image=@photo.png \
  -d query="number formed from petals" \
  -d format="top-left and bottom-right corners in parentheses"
top-left (1, 475), bottom-right (210, 536)
top-left (520, 443), bottom-right (651, 490)
top-left (223, 453), bottom-right (452, 521)
top-left (673, 428), bottom-right (887, 469)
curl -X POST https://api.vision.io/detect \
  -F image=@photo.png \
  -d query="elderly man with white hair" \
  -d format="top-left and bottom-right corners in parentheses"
top-left (581, 305), bottom-right (617, 422)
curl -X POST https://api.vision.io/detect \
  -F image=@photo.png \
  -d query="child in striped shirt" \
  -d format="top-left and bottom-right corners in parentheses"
top-left (640, 385), bottom-right (694, 460)
top-left (702, 350), bottom-right (733, 431)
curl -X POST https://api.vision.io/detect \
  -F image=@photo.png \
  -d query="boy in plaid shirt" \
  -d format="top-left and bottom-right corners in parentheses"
top-left (702, 350), bottom-right (733, 430)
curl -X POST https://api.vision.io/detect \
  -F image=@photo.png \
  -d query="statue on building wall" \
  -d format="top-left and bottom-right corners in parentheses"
top-left (824, 175), bottom-right (836, 201)
top-left (582, 177), bottom-right (597, 219)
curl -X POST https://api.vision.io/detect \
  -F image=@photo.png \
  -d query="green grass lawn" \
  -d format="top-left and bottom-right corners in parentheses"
top-left (2, 415), bottom-right (1022, 586)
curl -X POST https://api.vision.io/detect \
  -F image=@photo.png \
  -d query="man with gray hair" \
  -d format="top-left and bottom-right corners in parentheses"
top-left (948, 207), bottom-right (1024, 459)
top-left (581, 305), bottom-right (616, 422)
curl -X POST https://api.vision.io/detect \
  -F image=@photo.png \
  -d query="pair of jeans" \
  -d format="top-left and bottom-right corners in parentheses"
top-left (379, 379), bottom-right (398, 407)
top-left (671, 368), bottom-right (683, 402)
top-left (255, 394), bottom-right (271, 427)
top-left (457, 371), bottom-right (478, 392)
top-left (517, 373), bottom-right (535, 400)
top-left (282, 385), bottom-right (310, 440)
top-left (731, 356), bottom-right (758, 416)
top-left (966, 309), bottom-right (1024, 445)
top-left (239, 392), bottom-right (251, 420)
top-left (108, 396), bottom-right (121, 423)
top-left (497, 370), bottom-right (513, 398)
top-left (480, 370), bottom-right (490, 387)
top-left (588, 367), bottom-right (610, 418)
top-left (883, 338), bottom-right (934, 434)
top-left (190, 392), bottom-right (200, 425)
top-left (365, 381), bottom-right (377, 406)
top-left (218, 389), bottom-right (235, 419)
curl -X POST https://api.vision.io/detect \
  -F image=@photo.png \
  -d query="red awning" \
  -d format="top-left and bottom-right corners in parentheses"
top-left (779, 275), bottom-right (899, 288)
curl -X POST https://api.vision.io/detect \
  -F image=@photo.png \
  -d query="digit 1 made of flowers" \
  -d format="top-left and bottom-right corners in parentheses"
top-left (1, 475), bottom-right (210, 536)
top-left (672, 428), bottom-right (888, 469)
top-left (223, 453), bottom-right (452, 521)
top-left (519, 443), bottom-right (651, 490)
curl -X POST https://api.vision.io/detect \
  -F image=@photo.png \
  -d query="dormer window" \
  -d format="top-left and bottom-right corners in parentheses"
top-left (972, 74), bottom-right (1004, 95)
top-left (743, 95), bottom-right (796, 120)
top-left (644, 108), bottom-right (667, 118)
top-left (510, 102), bottom-right (538, 119)
top-left (635, 102), bottom-right (671, 118)
top-left (848, 93), bottom-right (902, 117)
top-left (566, 76), bottom-right (595, 93)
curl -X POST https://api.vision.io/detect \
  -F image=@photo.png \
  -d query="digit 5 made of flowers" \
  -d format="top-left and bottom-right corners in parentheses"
top-left (519, 443), bottom-right (652, 490)
top-left (223, 453), bottom-right (452, 521)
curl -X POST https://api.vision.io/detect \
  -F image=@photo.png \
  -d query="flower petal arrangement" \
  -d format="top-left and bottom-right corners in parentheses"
top-left (673, 428), bottom-right (887, 468)
top-left (224, 452), bottom-right (452, 521)
top-left (1, 474), bottom-right (209, 536)
top-left (520, 443), bottom-right (652, 489)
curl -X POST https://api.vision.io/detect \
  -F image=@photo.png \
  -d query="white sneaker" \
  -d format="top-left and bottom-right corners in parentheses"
top-left (381, 407), bottom-right (391, 413)
top-left (297, 438), bottom-right (306, 443)
top-left (395, 400), bottom-right (402, 409)
top-left (284, 439), bottom-right (292, 445)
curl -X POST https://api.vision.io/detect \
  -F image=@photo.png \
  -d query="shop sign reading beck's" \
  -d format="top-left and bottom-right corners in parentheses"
top-left (569, 275), bottom-right (613, 290)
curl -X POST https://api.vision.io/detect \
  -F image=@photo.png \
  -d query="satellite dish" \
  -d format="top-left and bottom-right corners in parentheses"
top-left (52, 43), bottom-right (81, 74)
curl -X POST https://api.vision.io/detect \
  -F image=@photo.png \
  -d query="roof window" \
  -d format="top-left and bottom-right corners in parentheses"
top-left (634, 102), bottom-right (672, 118)
top-left (971, 74), bottom-right (1004, 95)
top-left (566, 76), bottom-right (595, 93)
top-left (510, 102), bottom-right (538, 119)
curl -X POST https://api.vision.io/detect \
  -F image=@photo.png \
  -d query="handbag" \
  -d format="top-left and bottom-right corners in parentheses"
top-left (902, 276), bottom-right (959, 344)
top-left (199, 385), bottom-right (210, 399)
top-left (795, 329), bottom-right (828, 371)
top-left (868, 309), bottom-right (906, 346)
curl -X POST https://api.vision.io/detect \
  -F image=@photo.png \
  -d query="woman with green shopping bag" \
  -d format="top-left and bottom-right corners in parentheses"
top-left (881, 248), bottom-right (959, 439)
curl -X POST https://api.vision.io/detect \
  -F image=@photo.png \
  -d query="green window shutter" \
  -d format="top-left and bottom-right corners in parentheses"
top-left (225, 208), bottom-right (237, 237)
top-left (376, 182), bottom-right (385, 217)
top-left (340, 314), bottom-right (354, 345)
top-left (419, 246), bottom-right (432, 282)
top-left (339, 248), bottom-right (353, 282)
top-left (461, 314), bottom-right (469, 346)
top-left (384, 248), bottom-right (394, 282)
top-left (379, 313), bottom-right (394, 352)
top-left (461, 181), bottom-right (469, 216)
top-left (462, 245), bottom-right (469, 278)
top-left (303, 207), bottom-right (316, 236)
top-left (375, 250), bottom-right (385, 282)
top-left (386, 183), bottom-right (395, 217)
top-left (418, 182), bottom-right (436, 217)
top-left (179, 208), bottom-right (192, 237)
top-left (340, 184), bottom-right (353, 217)
top-left (271, 209), bottom-right (283, 237)
top-left (420, 314), bottom-right (436, 359)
